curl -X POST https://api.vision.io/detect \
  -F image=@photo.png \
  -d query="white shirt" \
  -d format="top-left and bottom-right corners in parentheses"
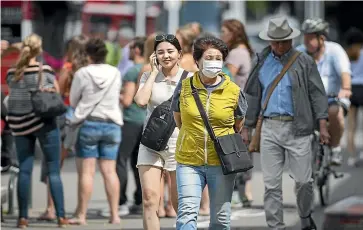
top-left (138, 67), bottom-right (193, 151)
top-left (297, 41), bottom-right (351, 95)
top-left (70, 64), bottom-right (123, 126)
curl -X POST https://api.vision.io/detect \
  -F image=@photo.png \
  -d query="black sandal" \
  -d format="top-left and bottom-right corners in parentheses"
top-left (241, 196), bottom-right (252, 208)
top-left (300, 214), bottom-right (317, 230)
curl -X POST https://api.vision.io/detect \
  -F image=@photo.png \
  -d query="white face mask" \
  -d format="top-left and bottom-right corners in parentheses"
top-left (201, 60), bottom-right (223, 78)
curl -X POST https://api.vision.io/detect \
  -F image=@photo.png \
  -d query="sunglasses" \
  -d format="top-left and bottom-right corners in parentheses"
top-left (155, 34), bottom-right (176, 42)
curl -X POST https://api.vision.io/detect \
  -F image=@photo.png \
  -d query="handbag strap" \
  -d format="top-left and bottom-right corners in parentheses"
top-left (260, 51), bottom-right (301, 115)
top-left (37, 62), bottom-right (44, 89)
top-left (180, 70), bottom-right (189, 81)
top-left (167, 70), bottom-right (189, 102)
top-left (190, 77), bottom-right (218, 142)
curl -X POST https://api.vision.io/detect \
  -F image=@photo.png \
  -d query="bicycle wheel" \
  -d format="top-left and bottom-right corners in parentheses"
top-left (319, 172), bottom-right (330, 206)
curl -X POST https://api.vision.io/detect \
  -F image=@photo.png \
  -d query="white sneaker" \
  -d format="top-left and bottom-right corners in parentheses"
top-left (100, 208), bottom-right (111, 217)
top-left (118, 204), bottom-right (130, 216)
top-left (99, 204), bottom-right (130, 217)
top-left (347, 157), bottom-right (357, 167)
top-left (331, 147), bottom-right (342, 166)
top-left (231, 191), bottom-right (242, 208)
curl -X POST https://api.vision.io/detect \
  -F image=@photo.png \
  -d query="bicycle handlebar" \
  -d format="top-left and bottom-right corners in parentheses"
top-left (327, 94), bottom-right (338, 98)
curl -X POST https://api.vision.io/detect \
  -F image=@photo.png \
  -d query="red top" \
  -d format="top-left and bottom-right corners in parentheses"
top-left (63, 62), bottom-right (72, 106)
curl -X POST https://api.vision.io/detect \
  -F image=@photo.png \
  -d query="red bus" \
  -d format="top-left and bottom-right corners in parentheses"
top-left (81, 0), bottom-right (161, 44)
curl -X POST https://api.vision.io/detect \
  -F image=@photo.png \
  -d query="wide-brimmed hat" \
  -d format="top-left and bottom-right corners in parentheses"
top-left (259, 17), bottom-right (301, 41)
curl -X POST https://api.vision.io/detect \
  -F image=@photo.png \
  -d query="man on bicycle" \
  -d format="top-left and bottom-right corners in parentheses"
top-left (297, 18), bottom-right (352, 166)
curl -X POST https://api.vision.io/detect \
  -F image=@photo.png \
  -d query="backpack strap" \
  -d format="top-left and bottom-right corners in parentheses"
top-left (167, 70), bottom-right (189, 102)
top-left (180, 70), bottom-right (189, 81)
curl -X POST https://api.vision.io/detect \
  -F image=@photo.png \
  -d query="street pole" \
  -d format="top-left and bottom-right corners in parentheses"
top-left (136, 1), bottom-right (146, 36)
top-left (21, 0), bottom-right (33, 40)
top-left (304, 1), bottom-right (325, 19)
top-left (222, 0), bottom-right (246, 24)
top-left (231, 0), bottom-right (246, 23)
top-left (165, 0), bottom-right (181, 34)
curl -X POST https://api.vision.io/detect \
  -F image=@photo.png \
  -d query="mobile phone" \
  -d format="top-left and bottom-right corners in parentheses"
top-left (154, 56), bottom-right (159, 66)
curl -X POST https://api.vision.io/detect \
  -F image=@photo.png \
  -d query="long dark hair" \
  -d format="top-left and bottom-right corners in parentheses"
top-left (65, 35), bottom-right (89, 93)
top-left (154, 34), bottom-right (182, 52)
top-left (222, 19), bottom-right (253, 57)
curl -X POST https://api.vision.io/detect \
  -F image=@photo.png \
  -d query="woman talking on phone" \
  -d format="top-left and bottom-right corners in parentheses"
top-left (134, 34), bottom-right (192, 230)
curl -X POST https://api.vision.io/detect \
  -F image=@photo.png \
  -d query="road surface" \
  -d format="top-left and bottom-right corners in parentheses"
top-left (1, 112), bottom-right (363, 229)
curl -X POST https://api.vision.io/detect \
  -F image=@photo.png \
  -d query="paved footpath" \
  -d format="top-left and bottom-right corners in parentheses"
top-left (1, 113), bottom-right (363, 229)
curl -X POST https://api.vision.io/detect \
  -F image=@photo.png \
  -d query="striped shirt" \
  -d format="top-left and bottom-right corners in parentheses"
top-left (6, 64), bottom-right (56, 136)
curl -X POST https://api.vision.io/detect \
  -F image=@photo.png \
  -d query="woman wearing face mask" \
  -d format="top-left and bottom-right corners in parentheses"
top-left (171, 36), bottom-right (248, 229)
top-left (134, 34), bottom-right (192, 230)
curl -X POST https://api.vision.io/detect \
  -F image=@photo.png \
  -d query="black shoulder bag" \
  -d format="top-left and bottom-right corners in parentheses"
top-left (190, 77), bottom-right (253, 175)
top-left (30, 63), bottom-right (67, 118)
top-left (141, 70), bottom-right (189, 152)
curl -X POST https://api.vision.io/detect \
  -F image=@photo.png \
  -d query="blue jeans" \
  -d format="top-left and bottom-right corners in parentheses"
top-left (76, 120), bottom-right (121, 160)
top-left (176, 164), bottom-right (236, 230)
top-left (14, 126), bottom-right (65, 218)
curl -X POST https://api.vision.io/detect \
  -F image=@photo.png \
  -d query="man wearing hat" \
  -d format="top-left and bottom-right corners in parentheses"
top-left (243, 17), bottom-right (329, 230)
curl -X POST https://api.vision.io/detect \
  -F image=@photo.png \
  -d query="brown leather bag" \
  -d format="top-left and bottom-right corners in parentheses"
top-left (248, 51), bottom-right (301, 153)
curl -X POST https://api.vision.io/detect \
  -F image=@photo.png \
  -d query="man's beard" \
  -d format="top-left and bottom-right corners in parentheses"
top-left (307, 45), bottom-right (321, 56)
top-left (307, 40), bottom-right (324, 56)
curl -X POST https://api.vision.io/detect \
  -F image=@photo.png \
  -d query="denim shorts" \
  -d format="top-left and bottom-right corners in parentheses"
top-left (76, 120), bottom-right (121, 160)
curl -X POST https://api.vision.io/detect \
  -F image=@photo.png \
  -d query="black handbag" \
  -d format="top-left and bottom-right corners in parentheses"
top-left (30, 63), bottom-right (67, 118)
top-left (141, 70), bottom-right (189, 152)
top-left (190, 77), bottom-right (253, 175)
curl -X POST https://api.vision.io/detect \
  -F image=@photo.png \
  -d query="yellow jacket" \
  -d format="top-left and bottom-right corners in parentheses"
top-left (175, 72), bottom-right (240, 166)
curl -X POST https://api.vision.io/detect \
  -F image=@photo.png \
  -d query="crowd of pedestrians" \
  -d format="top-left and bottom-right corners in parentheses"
top-left (1, 16), bottom-right (363, 230)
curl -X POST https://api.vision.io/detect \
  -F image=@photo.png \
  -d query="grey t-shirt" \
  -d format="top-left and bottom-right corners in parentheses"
top-left (139, 68), bottom-right (193, 144)
top-left (171, 76), bottom-right (248, 119)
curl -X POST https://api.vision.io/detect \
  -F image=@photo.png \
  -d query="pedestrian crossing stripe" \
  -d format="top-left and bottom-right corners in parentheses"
top-left (173, 209), bottom-right (265, 228)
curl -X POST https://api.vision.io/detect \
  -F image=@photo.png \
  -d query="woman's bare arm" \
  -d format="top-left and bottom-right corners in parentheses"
top-left (134, 70), bottom-right (158, 107)
top-left (134, 53), bottom-right (159, 107)
top-left (120, 81), bottom-right (136, 107)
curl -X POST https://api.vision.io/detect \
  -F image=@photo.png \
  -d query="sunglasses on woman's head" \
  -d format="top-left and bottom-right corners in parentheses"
top-left (155, 34), bottom-right (176, 42)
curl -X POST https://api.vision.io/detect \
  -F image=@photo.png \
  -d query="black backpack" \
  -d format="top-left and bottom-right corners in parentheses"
top-left (141, 70), bottom-right (189, 151)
